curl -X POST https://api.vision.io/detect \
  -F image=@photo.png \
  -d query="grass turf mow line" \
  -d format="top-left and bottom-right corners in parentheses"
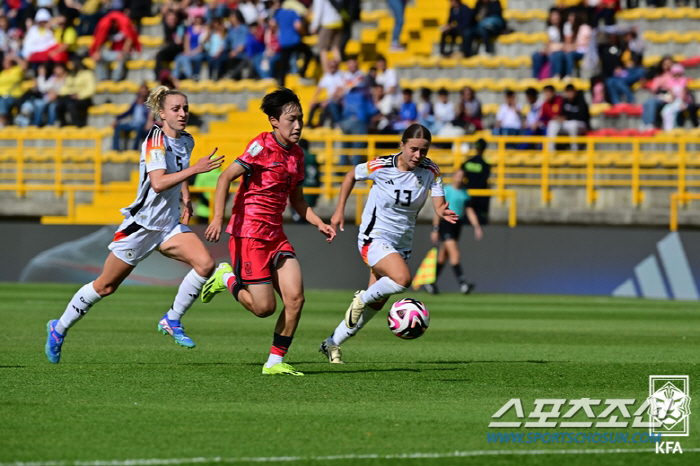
top-left (5, 448), bottom-right (700, 466)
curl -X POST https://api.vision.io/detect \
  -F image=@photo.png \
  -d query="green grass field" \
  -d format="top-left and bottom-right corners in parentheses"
top-left (1, 283), bottom-right (700, 466)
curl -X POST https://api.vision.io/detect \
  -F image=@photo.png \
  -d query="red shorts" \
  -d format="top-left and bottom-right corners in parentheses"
top-left (229, 235), bottom-right (296, 285)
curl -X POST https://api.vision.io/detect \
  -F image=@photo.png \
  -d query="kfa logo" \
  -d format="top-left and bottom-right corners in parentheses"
top-left (649, 375), bottom-right (690, 455)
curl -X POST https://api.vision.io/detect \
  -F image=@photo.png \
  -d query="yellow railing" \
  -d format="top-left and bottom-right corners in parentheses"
top-left (5, 133), bottom-right (700, 227)
top-left (670, 192), bottom-right (700, 231)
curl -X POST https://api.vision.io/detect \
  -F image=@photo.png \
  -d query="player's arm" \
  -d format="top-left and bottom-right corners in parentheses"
top-left (204, 160), bottom-right (247, 243)
top-left (430, 211), bottom-right (440, 245)
top-left (180, 182), bottom-right (193, 226)
top-left (465, 206), bottom-right (483, 241)
top-left (149, 148), bottom-right (223, 193)
top-left (432, 196), bottom-right (458, 224)
top-left (331, 168), bottom-right (358, 233)
top-left (289, 186), bottom-right (336, 243)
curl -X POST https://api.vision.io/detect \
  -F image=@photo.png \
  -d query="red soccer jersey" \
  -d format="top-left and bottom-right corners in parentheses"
top-left (226, 132), bottom-right (305, 240)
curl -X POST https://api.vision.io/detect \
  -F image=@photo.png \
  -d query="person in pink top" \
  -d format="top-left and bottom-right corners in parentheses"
top-left (201, 87), bottom-right (335, 377)
top-left (660, 64), bottom-right (689, 131)
top-left (563, 11), bottom-right (591, 78)
top-left (642, 56), bottom-right (674, 129)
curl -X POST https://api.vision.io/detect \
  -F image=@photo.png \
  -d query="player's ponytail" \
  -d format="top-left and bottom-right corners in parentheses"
top-left (146, 85), bottom-right (186, 122)
top-left (401, 124), bottom-right (432, 145)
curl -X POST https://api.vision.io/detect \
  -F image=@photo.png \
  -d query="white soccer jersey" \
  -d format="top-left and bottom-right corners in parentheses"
top-left (120, 125), bottom-right (195, 231)
top-left (355, 154), bottom-right (444, 250)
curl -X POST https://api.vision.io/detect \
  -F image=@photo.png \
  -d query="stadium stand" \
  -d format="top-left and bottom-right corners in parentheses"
top-left (3, 0), bottom-right (700, 227)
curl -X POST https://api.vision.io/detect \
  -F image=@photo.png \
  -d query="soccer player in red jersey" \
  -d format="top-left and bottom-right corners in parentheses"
top-left (201, 87), bottom-right (335, 376)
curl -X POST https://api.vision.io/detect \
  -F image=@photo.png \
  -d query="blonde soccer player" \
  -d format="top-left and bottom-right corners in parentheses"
top-left (45, 86), bottom-right (224, 363)
top-left (319, 123), bottom-right (459, 364)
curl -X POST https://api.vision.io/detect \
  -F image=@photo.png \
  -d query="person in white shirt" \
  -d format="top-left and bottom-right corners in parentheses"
top-left (318, 124), bottom-right (459, 364)
top-left (341, 56), bottom-right (364, 91)
top-left (434, 87), bottom-right (456, 133)
top-left (307, 59), bottom-right (344, 127)
top-left (310, 0), bottom-right (343, 73)
top-left (22, 9), bottom-right (57, 63)
top-left (494, 89), bottom-right (522, 143)
top-left (375, 54), bottom-right (400, 110)
top-left (44, 86), bottom-right (225, 364)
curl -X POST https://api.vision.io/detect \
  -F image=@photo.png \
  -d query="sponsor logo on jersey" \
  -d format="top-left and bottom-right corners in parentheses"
top-left (385, 179), bottom-right (395, 185)
top-left (248, 141), bottom-right (263, 157)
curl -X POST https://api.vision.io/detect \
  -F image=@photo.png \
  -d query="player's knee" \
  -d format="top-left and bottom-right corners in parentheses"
top-left (252, 302), bottom-right (276, 318)
top-left (195, 258), bottom-right (216, 278)
top-left (393, 275), bottom-right (411, 291)
top-left (94, 282), bottom-right (119, 297)
top-left (284, 293), bottom-right (305, 312)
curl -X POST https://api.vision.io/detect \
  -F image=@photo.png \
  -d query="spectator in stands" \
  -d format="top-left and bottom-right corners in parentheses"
top-left (30, 62), bottom-right (65, 126)
top-left (126, 0), bottom-right (153, 33)
top-left (56, 57), bottom-right (95, 127)
top-left (642, 56), bottom-right (674, 129)
top-left (272, 0), bottom-right (313, 85)
top-left (173, 14), bottom-right (209, 80)
top-left (238, 0), bottom-right (259, 25)
top-left (440, 0), bottom-right (473, 57)
top-left (310, 0), bottom-right (343, 73)
top-left (341, 56), bottom-right (364, 90)
top-left (204, 17), bottom-right (227, 80)
top-left (307, 58), bottom-right (344, 128)
top-left (90, 10), bottom-right (140, 82)
top-left (386, 0), bottom-right (406, 51)
top-left (339, 80), bottom-right (377, 166)
top-left (75, 0), bottom-right (105, 36)
top-left (539, 84), bottom-right (562, 129)
top-left (660, 64), bottom-right (689, 131)
top-left (392, 88), bottom-right (418, 132)
top-left (457, 86), bottom-right (482, 132)
top-left (112, 84), bottom-right (151, 151)
top-left (5, 0), bottom-right (32, 30)
top-left (375, 54), bottom-right (399, 108)
top-left (0, 54), bottom-right (26, 127)
top-left (22, 10), bottom-right (58, 68)
top-left (493, 89), bottom-right (522, 139)
top-left (0, 17), bottom-right (11, 64)
top-left (50, 15), bottom-right (78, 64)
top-left (371, 82), bottom-right (395, 133)
top-left (186, 0), bottom-right (209, 23)
top-left (417, 87), bottom-right (434, 132)
top-left (434, 87), bottom-right (455, 134)
top-left (547, 84), bottom-right (589, 150)
top-left (339, 0), bottom-right (360, 60)
top-left (224, 9), bottom-right (249, 79)
top-left (262, 17), bottom-right (281, 79)
top-left (463, 0), bottom-right (505, 57)
top-left (522, 87), bottom-right (543, 136)
top-left (532, 8), bottom-right (564, 79)
top-left (244, 21), bottom-right (266, 78)
top-left (154, 10), bottom-right (185, 81)
top-left (563, 11), bottom-right (592, 78)
top-left (605, 29), bottom-right (646, 106)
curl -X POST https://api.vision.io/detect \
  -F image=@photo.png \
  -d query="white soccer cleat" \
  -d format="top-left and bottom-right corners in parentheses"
top-left (344, 290), bottom-right (366, 328)
top-left (319, 338), bottom-right (344, 364)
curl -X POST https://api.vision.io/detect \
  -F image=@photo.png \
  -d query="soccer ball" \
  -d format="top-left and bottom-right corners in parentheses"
top-left (387, 298), bottom-right (430, 339)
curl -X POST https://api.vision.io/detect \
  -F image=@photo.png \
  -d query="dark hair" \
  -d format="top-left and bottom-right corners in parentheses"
top-left (420, 87), bottom-right (432, 100)
top-left (525, 87), bottom-right (538, 98)
top-left (401, 124), bottom-right (432, 144)
top-left (260, 87), bottom-right (301, 119)
top-left (475, 138), bottom-right (487, 153)
top-left (376, 54), bottom-right (386, 63)
top-left (402, 88), bottom-right (413, 96)
top-left (438, 87), bottom-right (449, 96)
top-left (505, 89), bottom-right (515, 98)
top-left (298, 138), bottom-right (309, 151)
top-left (565, 84), bottom-right (576, 92)
top-left (230, 8), bottom-right (245, 24)
top-left (544, 84), bottom-right (555, 92)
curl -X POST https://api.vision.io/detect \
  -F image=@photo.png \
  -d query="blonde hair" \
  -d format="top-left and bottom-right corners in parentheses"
top-left (145, 85), bottom-right (186, 122)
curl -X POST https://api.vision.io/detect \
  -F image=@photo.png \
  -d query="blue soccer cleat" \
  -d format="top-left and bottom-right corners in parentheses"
top-left (45, 319), bottom-right (65, 364)
top-left (158, 315), bottom-right (196, 348)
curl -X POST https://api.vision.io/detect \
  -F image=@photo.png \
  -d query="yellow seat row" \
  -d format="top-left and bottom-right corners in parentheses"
top-left (618, 7), bottom-right (700, 20)
top-left (398, 77), bottom-right (590, 92)
top-left (88, 102), bottom-right (238, 116)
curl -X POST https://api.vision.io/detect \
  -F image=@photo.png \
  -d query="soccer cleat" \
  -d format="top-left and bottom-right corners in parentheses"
top-left (460, 282), bottom-right (475, 294)
top-left (201, 262), bottom-right (233, 303)
top-left (319, 338), bottom-right (344, 364)
top-left (158, 315), bottom-right (196, 348)
top-left (344, 290), bottom-right (366, 328)
top-left (262, 362), bottom-right (304, 376)
top-left (45, 319), bottom-right (65, 364)
top-left (424, 283), bottom-right (439, 295)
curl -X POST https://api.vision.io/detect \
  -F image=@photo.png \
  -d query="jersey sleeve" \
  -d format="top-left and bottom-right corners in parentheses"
top-left (144, 128), bottom-right (167, 173)
top-left (235, 138), bottom-right (265, 174)
top-left (430, 174), bottom-right (445, 197)
top-left (354, 162), bottom-right (372, 181)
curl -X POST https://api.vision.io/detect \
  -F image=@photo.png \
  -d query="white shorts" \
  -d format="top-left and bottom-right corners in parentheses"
top-left (358, 237), bottom-right (411, 268)
top-left (108, 219), bottom-right (191, 266)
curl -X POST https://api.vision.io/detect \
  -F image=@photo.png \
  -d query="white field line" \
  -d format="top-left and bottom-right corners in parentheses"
top-left (3, 448), bottom-right (700, 466)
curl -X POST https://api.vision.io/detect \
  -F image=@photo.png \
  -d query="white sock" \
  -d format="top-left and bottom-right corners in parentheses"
top-left (56, 282), bottom-right (102, 334)
top-left (265, 354), bottom-right (284, 367)
top-left (360, 277), bottom-right (407, 304)
top-left (329, 307), bottom-right (379, 346)
top-left (167, 269), bottom-right (208, 321)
